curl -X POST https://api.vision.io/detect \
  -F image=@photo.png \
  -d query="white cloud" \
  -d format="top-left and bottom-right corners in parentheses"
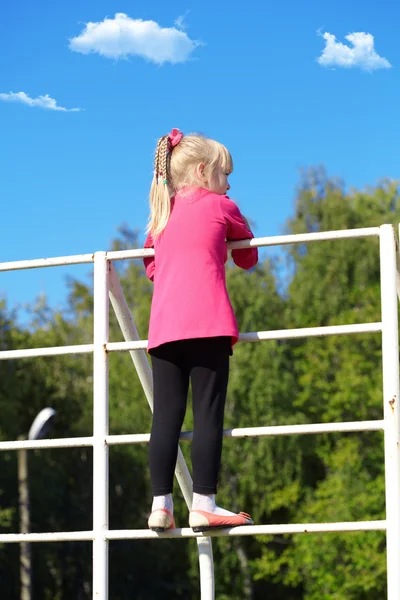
top-left (0, 91), bottom-right (82, 112)
top-left (318, 31), bottom-right (392, 71)
top-left (69, 12), bottom-right (198, 64)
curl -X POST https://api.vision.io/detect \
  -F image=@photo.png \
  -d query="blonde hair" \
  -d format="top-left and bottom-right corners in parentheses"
top-left (147, 132), bottom-right (233, 237)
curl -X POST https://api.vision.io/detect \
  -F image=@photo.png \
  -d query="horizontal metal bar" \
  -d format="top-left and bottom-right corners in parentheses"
top-left (107, 340), bottom-right (147, 351)
top-left (0, 344), bottom-right (94, 361)
top-left (106, 322), bottom-right (382, 354)
top-left (238, 322), bottom-right (382, 342)
top-left (228, 227), bottom-right (381, 250)
top-left (107, 248), bottom-right (153, 260)
top-left (107, 228), bottom-right (380, 261)
top-left (107, 434), bottom-right (150, 444)
top-left (108, 520), bottom-right (387, 539)
top-left (0, 437), bottom-right (94, 451)
top-left (221, 420), bottom-right (385, 437)
top-left (107, 419), bottom-right (384, 447)
top-left (0, 531), bottom-right (94, 543)
top-left (0, 227), bottom-right (380, 273)
top-left (0, 419), bottom-right (383, 453)
top-left (2, 323), bottom-right (380, 362)
top-left (107, 227), bottom-right (381, 261)
top-left (0, 520), bottom-right (386, 543)
top-left (0, 254), bottom-right (94, 272)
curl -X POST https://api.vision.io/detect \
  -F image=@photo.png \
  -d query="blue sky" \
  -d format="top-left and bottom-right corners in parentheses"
top-left (0, 0), bottom-right (398, 322)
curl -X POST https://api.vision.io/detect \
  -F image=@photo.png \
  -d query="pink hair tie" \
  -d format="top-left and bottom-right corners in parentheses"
top-left (168, 128), bottom-right (183, 148)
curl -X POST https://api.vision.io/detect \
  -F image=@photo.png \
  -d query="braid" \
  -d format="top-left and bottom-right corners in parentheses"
top-left (154, 137), bottom-right (164, 181)
top-left (160, 138), bottom-right (167, 182)
top-left (148, 135), bottom-right (173, 236)
top-left (154, 136), bottom-right (171, 185)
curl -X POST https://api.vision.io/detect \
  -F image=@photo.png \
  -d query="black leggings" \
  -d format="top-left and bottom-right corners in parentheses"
top-left (149, 337), bottom-right (231, 496)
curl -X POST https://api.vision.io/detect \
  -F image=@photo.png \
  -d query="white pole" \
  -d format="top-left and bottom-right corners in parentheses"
top-left (379, 225), bottom-right (400, 600)
top-left (108, 264), bottom-right (215, 600)
top-left (92, 252), bottom-right (110, 600)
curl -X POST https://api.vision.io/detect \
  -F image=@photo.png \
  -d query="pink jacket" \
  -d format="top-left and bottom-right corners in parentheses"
top-left (144, 187), bottom-right (258, 351)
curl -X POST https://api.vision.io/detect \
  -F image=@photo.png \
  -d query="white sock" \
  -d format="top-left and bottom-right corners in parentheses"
top-left (191, 493), bottom-right (236, 517)
top-left (152, 493), bottom-right (173, 514)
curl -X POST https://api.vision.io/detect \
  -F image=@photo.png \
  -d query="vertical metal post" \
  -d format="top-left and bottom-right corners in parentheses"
top-left (18, 445), bottom-right (31, 600)
top-left (379, 225), bottom-right (400, 600)
top-left (92, 252), bottom-right (110, 600)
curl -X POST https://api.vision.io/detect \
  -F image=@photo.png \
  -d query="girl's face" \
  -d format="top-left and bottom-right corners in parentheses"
top-left (208, 165), bottom-right (231, 195)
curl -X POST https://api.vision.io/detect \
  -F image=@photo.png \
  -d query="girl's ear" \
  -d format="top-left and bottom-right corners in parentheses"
top-left (195, 162), bottom-right (207, 183)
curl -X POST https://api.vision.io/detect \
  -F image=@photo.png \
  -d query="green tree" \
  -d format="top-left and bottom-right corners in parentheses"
top-left (253, 169), bottom-right (399, 599)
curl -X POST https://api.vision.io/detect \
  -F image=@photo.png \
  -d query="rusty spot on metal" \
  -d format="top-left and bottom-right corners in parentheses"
top-left (389, 396), bottom-right (396, 411)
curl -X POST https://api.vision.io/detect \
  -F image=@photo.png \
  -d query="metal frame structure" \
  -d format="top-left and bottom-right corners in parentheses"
top-left (0, 224), bottom-right (399, 599)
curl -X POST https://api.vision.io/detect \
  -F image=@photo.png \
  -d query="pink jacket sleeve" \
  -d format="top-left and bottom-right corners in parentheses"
top-left (221, 196), bottom-right (258, 270)
top-left (143, 233), bottom-right (155, 282)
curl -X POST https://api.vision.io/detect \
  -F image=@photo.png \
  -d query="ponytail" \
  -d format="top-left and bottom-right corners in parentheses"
top-left (147, 130), bottom-right (183, 237)
top-left (147, 136), bottom-right (172, 236)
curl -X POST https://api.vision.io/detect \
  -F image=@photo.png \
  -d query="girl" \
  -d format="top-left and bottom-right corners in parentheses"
top-left (144, 128), bottom-right (258, 532)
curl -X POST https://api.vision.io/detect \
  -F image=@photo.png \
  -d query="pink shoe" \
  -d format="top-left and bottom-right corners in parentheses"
top-left (148, 508), bottom-right (176, 532)
top-left (189, 510), bottom-right (254, 532)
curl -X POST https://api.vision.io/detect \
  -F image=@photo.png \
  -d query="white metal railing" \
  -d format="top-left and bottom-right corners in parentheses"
top-left (0, 224), bottom-right (398, 600)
